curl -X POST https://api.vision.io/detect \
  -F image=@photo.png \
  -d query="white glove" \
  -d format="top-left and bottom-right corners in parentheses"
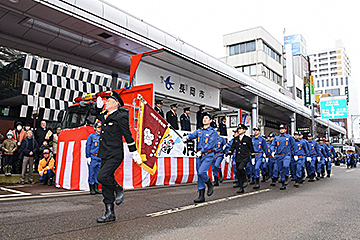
top-left (224, 155), bottom-right (230, 163)
top-left (182, 136), bottom-right (188, 143)
top-left (132, 151), bottom-right (142, 164)
top-left (251, 157), bottom-right (255, 165)
top-left (265, 158), bottom-right (269, 163)
top-left (263, 153), bottom-right (266, 158)
top-left (96, 96), bottom-right (104, 108)
top-left (294, 156), bottom-right (299, 161)
top-left (223, 145), bottom-right (227, 151)
top-left (262, 158), bottom-right (265, 163)
top-left (317, 157), bottom-right (321, 162)
top-left (271, 152), bottom-right (275, 157)
top-left (87, 158), bottom-right (91, 165)
top-left (306, 157), bottom-right (312, 162)
top-left (196, 151), bottom-right (202, 158)
top-left (40, 170), bottom-right (45, 176)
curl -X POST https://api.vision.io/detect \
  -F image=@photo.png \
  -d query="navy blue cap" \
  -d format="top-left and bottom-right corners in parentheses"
top-left (106, 90), bottom-right (124, 106)
top-left (268, 133), bottom-right (275, 138)
top-left (279, 124), bottom-right (286, 129)
top-left (237, 124), bottom-right (248, 130)
top-left (203, 112), bottom-right (213, 119)
top-left (253, 127), bottom-right (260, 131)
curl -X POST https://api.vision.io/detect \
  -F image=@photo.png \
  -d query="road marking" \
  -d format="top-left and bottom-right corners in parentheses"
top-left (0, 187), bottom-right (31, 198)
top-left (346, 169), bottom-right (356, 173)
top-left (40, 190), bottom-right (87, 196)
top-left (147, 189), bottom-right (271, 218)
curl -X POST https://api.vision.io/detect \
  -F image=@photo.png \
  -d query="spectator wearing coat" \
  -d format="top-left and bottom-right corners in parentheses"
top-left (20, 130), bottom-right (39, 184)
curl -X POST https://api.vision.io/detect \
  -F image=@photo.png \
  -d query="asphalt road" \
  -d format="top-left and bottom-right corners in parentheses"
top-left (1, 165), bottom-right (360, 240)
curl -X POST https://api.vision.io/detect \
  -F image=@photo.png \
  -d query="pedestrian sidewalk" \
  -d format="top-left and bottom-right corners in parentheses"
top-left (0, 173), bottom-right (39, 184)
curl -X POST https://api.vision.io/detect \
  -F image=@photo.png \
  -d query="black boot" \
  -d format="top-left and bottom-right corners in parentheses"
top-left (320, 172), bottom-right (325, 178)
top-left (95, 183), bottom-right (102, 194)
top-left (294, 179), bottom-right (300, 188)
top-left (48, 178), bottom-right (53, 186)
top-left (316, 173), bottom-right (320, 180)
top-left (250, 178), bottom-right (255, 185)
top-left (253, 178), bottom-right (260, 189)
top-left (4, 165), bottom-right (9, 176)
top-left (327, 170), bottom-right (331, 178)
top-left (237, 185), bottom-right (244, 194)
top-left (89, 184), bottom-right (96, 195)
top-left (97, 203), bottom-right (116, 223)
top-left (194, 189), bottom-right (205, 203)
top-left (285, 176), bottom-right (289, 186)
top-left (233, 181), bottom-right (240, 188)
top-left (265, 173), bottom-right (270, 181)
top-left (219, 171), bottom-right (223, 183)
top-left (261, 174), bottom-right (266, 182)
top-left (308, 173), bottom-right (315, 182)
top-left (270, 178), bottom-right (276, 186)
top-left (115, 185), bottom-right (124, 205)
top-left (214, 176), bottom-right (219, 186)
top-left (242, 181), bottom-right (248, 188)
top-left (280, 182), bottom-right (287, 190)
top-left (205, 180), bottom-right (214, 196)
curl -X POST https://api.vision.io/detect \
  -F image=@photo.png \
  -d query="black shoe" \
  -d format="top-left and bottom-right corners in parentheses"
top-left (97, 203), bottom-right (116, 223)
top-left (250, 178), bottom-right (255, 185)
top-left (308, 174), bottom-right (315, 182)
top-left (219, 172), bottom-right (223, 183)
top-left (294, 179), bottom-right (300, 188)
top-left (261, 175), bottom-right (266, 182)
top-left (48, 178), bottom-right (53, 186)
top-left (43, 179), bottom-right (48, 185)
top-left (242, 181), bottom-right (248, 188)
top-left (95, 183), bottom-right (102, 194)
top-left (253, 178), bottom-right (260, 189)
top-left (326, 171), bottom-right (331, 178)
top-left (205, 180), bottom-right (214, 196)
top-left (115, 186), bottom-right (124, 205)
top-left (194, 189), bottom-right (205, 203)
top-left (89, 184), bottom-right (96, 195)
top-left (233, 182), bottom-right (240, 188)
top-left (214, 176), bottom-right (219, 186)
top-left (236, 188), bottom-right (244, 194)
top-left (316, 173), bottom-right (321, 180)
top-left (270, 178), bottom-right (276, 187)
top-left (280, 182), bottom-right (287, 190)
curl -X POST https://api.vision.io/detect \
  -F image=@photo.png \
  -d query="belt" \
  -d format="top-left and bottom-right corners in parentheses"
top-left (214, 152), bottom-right (223, 155)
top-left (277, 153), bottom-right (286, 156)
top-left (295, 155), bottom-right (304, 158)
top-left (201, 151), bottom-right (214, 157)
top-left (92, 153), bottom-right (99, 156)
top-left (253, 152), bottom-right (263, 155)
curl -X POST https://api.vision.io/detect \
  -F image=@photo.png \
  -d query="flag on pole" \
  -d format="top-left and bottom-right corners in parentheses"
top-left (136, 99), bottom-right (170, 175)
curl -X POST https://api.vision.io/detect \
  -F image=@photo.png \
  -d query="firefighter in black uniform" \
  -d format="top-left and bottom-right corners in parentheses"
top-left (96, 91), bottom-right (142, 223)
top-left (226, 124), bottom-right (255, 194)
top-left (180, 107), bottom-right (191, 131)
top-left (154, 99), bottom-right (164, 118)
top-left (166, 103), bottom-right (179, 130)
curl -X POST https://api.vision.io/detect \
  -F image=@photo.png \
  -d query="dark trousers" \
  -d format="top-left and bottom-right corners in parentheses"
top-left (97, 157), bottom-right (123, 204)
top-left (4, 155), bottom-right (14, 165)
top-left (236, 161), bottom-right (248, 186)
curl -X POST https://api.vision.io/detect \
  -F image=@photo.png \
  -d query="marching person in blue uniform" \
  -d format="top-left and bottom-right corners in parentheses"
top-left (291, 132), bottom-right (310, 188)
top-left (316, 138), bottom-right (327, 179)
top-left (86, 122), bottom-right (103, 195)
top-left (212, 128), bottom-right (226, 186)
top-left (251, 127), bottom-right (268, 189)
top-left (271, 124), bottom-right (295, 190)
top-left (180, 107), bottom-right (191, 131)
top-left (266, 133), bottom-right (278, 186)
top-left (226, 124), bottom-right (255, 194)
top-left (306, 134), bottom-right (320, 182)
top-left (325, 139), bottom-right (336, 177)
top-left (183, 112), bottom-right (217, 203)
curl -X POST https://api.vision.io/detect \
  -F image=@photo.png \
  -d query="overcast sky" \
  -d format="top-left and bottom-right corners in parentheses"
top-left (105, 0), bottom-right (359, 89)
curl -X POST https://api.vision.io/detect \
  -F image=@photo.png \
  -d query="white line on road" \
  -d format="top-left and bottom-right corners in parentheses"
top-left (147, 189), bottom-right (272, 218)
top-left (40, 190), bottom-right (87, 196)
top-left (0, 187), bottom-right (31, 198)
top-left (346, 169), bottom-right (356, 173)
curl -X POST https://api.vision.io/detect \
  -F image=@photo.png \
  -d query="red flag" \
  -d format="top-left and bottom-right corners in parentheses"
top-left (136, 100), bottom-right (170, 175)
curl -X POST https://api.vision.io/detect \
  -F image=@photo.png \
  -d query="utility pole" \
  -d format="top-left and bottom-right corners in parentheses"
top-left (311, 103), bottom-right (316, 138)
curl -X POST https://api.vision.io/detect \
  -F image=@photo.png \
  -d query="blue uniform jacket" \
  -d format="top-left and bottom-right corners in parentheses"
top-left (188, 126), bottom-right (217, 154)
top-left (224, 138), bottom-right (236, 156)
top-left (214, 135), bottom-right (226, 154)
top-left (307, 140), bottom-right (320, 157)
top-left (317, 144), bottom-right (327, 158)
top-left (252, 136), bottom-right (268, 154)
top-left (292, 139), bottom-right (310, 157)
top-left (266, 143), bottom-right (274, 157)
top-left (271, 134), bottom-right (295, 155)
top-left (86, 132), bottom-right (101, 159)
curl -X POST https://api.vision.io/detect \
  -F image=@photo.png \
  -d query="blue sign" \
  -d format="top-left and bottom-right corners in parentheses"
top-left (284, 34), bottom-right (307, 57)
top-left (164, 76), bottom-right (174, 90)
top-left (320, 99), bottom-right (348, 119)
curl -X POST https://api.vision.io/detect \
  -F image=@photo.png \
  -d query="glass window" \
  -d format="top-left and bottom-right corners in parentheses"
top-left (331, 79), bottom-right (334, 86)
top-left (322, 80), bottom-right (324, 87)
top-left (240, 43), bottom-right (245, 54)
top-left (346, 77), bottom-right (348, 85)
top-left (250, 65), bottom-right (256, 76)
top-left (243, 66), bottom-right (250, 75)
top-left (229, 44), bottom-right (239, 56)
top-left (246, 41), bottom-right (255, 52)
top-left (336, 78), bottom-right (338, 85)
top-left (341, 77), bottom-right (343, 85)
top-left (317, 80), bottom-right (320, 88)
top-left (325, 88), bottom-right (340, 96)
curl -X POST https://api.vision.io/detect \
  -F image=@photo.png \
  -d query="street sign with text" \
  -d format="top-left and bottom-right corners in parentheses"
top-left (320, 96), bottom-right (348, 119)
